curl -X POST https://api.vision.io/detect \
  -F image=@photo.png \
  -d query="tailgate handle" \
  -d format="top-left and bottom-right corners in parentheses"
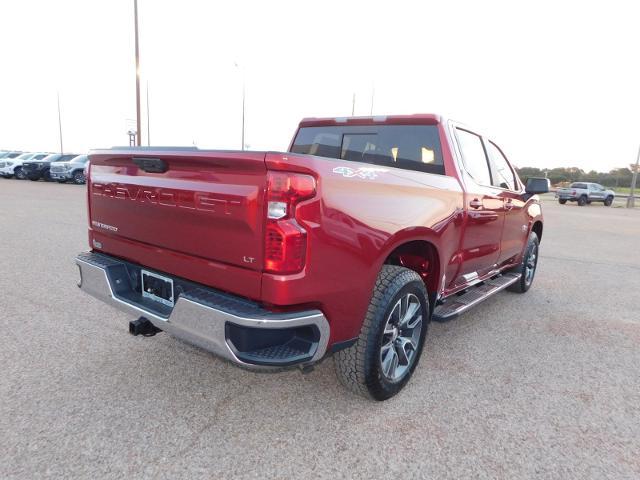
top-left (132, 157), bottom-right (167, 173)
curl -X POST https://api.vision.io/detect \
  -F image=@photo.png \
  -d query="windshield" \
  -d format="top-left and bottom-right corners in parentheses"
top-left (72, 155), bottom-right (89, 163)
top-left (291, 124), bottom-right (444, 175)
top-left (56, 154), bottom-right (79, 162)
top-left (16, 153), bottom-right (34, 160)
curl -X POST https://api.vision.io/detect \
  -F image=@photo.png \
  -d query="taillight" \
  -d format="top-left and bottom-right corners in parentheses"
top-left (264, 171), bottom-right (316, 274)
top-left (571, 190), bottom-right (576, 195)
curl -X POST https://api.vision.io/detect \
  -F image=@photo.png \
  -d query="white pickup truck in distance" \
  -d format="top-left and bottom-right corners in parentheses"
top-left (556, 182), bottom-right (615, 206)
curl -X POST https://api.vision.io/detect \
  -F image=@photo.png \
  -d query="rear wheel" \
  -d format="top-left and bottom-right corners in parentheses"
top-left (334, 265), bottom-right (429, 400)
top-left (14, 167), bottom-right (26, 180)
top-left (558, 199), bottom-right (567, 205)
top-left (42, 169), bottom-right (51, 181)
top-left (508, 231), bottom-right (539, 293)
top-left (577, 195), bottom-right (587, 206)
top-left (604, 196), bottom-right (613, 206)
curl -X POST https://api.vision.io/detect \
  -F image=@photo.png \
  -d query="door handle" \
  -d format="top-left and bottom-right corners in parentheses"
top-left (504, 199), bottom-right (514, 210)
top-left (469, 198), bottom-right (483, 209)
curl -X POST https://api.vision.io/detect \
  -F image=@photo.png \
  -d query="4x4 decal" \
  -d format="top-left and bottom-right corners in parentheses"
top-left (332, 166), bottom-right (387, 179)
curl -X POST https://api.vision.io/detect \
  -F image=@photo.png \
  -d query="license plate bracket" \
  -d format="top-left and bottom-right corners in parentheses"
top-left (141, 270), bottom-right (175, 307)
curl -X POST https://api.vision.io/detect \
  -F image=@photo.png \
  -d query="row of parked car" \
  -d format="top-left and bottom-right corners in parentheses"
top-left (0, 151), bottom-right (89, 184)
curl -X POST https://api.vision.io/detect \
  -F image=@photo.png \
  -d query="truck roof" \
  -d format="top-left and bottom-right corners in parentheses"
top-left (298, 114), bottom-right (443, 128)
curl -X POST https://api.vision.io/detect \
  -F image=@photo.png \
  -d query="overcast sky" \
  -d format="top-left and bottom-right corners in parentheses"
top-left (1, 0), bottom-right (639, 172)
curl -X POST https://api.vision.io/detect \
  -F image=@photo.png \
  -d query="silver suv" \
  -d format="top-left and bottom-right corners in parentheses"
top-left (556, 182), bottom-right (615, 206)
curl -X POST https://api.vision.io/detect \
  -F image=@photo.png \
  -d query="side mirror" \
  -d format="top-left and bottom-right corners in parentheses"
top-left (525, 177), bottom-right (550, 194)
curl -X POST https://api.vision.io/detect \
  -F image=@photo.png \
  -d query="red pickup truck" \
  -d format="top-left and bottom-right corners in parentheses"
top-left (76, 114), bottom-right (549, 400)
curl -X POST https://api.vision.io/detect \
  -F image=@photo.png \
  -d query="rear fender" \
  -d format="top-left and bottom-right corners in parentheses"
top-left (377, 227), bottom-right (444, 296)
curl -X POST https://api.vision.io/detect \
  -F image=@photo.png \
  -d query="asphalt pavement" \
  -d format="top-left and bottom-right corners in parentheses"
top-left (1, 180), bottom-right (639, 479)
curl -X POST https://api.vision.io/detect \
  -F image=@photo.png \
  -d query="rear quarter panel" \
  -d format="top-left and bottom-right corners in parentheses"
top-left (263, 152), bottom-right (464, 343)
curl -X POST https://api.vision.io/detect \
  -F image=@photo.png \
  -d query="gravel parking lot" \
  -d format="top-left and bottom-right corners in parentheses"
top-left (1, 180), bottom-right (639, 479)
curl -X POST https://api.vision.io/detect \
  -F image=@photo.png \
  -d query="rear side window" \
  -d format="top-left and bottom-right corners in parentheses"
top-left (486, 141), bottom-right (516, 190)
top-left (291, 125), bottom-right (444, 175)
top-left (571, 183), bottom-right (587, 189)
top-left (455, 128), bottom-right (491, 186)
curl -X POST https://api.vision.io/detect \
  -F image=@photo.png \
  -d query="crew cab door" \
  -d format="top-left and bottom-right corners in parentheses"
top-left (589, 184), bottom-right (605, 200)
top-left (485, 140), bottom-right (529, 264)
top-left (453, 128), bottom-right (505, 285)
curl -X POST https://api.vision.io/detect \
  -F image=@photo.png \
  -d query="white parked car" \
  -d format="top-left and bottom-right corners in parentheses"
top-left (0, 152), bottom-right (50, 180)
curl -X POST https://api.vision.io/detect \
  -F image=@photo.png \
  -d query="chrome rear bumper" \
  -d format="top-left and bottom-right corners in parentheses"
top-left (75, 252), bottom-right (330, 369)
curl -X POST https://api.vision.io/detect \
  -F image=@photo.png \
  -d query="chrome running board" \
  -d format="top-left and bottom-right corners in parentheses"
top-left (432, 273), bottom-right (521, 322)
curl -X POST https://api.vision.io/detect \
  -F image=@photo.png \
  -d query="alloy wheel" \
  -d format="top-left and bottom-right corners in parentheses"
top-left (73, 172), bottom-right (86, 184)
top-left (525, 244), bottom-right (538, 286)
top-left (379, 293), bottom-right (423, 382)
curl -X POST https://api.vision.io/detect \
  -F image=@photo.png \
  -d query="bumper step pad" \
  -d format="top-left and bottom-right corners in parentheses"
top-left (433, 273), bottom-right (521, 322)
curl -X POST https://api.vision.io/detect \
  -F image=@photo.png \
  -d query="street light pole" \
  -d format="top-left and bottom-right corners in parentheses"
top-left (133, 0), bottom-right (141, 146)
top-left (627, 144), bottom-right (640, 208)
top-left (57, 91), bottom-right (63, 154)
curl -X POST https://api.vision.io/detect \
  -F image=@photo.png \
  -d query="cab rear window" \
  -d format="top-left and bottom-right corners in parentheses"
top-left (291, 125), bottom-right (444, 175)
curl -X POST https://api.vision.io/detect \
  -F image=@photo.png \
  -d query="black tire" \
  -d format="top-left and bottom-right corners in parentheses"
top-left (558, 199), bottom-right (567, 205)
top-left (334, 265), bottom-right (429, 401)
top-left (604, 196), bottom-right (613, 206)
top-left (72, 170), bottom-right (86, 185)
top-left (14, 167), bottom-right (26, 180)
top-left (508, 231), bottom-right (540, 293)
top-left (577, 195), bottom-right (587, 206)
top-left (42, 169), bottom-right (51, 181)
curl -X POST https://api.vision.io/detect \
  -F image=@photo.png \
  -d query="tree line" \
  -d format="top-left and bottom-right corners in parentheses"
top-left (515, 166), bottom-right (635, 187)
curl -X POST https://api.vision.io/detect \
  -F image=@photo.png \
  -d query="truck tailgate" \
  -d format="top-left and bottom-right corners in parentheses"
top-left (88, 149), bottom-right (267, 282)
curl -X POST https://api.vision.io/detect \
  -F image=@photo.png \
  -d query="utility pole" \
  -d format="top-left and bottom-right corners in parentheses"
top-left (241, 82), bottom-right (245, 150)
top-left (351, 92), bottom-right (356, 116)
top-left (370, 86), bottom-right (375, 115)
top-left (133, 0), bottom-right (141, 146)
top-left (146, 81), bottom-right (150, 146)
top-left (627, 144), bottom-right (640, 208)
top-left (56, 92), bottom-right (63, 154)
top-left (234, 62), bottom-right (246, 150)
